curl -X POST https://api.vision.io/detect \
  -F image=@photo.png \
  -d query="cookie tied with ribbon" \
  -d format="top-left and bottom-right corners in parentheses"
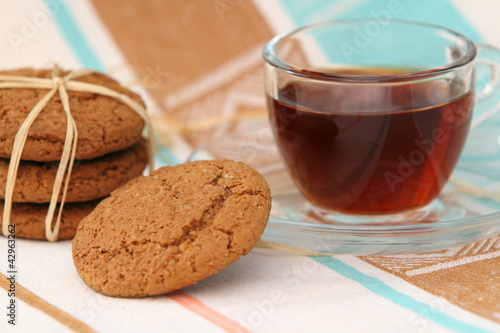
top-left (0, 67), bottom-right (154, 241)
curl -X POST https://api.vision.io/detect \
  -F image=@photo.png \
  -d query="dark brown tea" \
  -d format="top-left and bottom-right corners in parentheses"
top-left (268, 68), bottom-right (473, 215)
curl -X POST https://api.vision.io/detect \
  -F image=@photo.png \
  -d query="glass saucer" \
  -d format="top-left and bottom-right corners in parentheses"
top-left (185, 120), bottom-right (500, 255)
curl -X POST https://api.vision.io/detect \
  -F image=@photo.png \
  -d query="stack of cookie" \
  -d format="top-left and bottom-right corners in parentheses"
top-left (0, 68), bottom-right (149, 240)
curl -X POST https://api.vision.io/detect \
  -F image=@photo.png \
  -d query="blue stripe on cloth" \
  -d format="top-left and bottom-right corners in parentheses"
top-left (313, 256), bottom-right (490, 333)
top-left (277, 0), bottom-right (483, 42)
top-left (156, 146), bottom-right (181, 166)
top-left (43, 0), bottom-right (105, 71)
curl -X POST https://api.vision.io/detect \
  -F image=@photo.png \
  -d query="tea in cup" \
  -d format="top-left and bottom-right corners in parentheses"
top-left (263, 20), bottom-right (500, 223)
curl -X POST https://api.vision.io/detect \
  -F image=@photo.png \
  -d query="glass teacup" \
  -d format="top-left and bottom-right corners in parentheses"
top-left (263, 19), bottom-right (500, 224)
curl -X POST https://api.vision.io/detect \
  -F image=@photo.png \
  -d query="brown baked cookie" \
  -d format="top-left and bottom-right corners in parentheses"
top-left (0, 139), bottom-right (148, 203)
top-left (72, 159), bottom-right (271, 297)
top-left (0, 68), bottom-right (145, 161)
top-left (0, 200), bottom-right (100, 240)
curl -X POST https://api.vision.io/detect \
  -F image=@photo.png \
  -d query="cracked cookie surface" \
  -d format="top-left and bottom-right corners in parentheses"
top-left (0, 139), bottom-right (148, 203)
top-left (72, 159), bottom-right (271, 297)
top-left (0, 68), bottom-right (145, 161)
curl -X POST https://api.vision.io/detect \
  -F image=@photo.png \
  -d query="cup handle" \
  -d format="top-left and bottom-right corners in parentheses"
top-left (472, 44), bottom-right (500, 128)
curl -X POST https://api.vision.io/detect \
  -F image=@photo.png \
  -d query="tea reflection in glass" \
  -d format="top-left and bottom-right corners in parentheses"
top-left (268, 68), bottom-right (473, 215)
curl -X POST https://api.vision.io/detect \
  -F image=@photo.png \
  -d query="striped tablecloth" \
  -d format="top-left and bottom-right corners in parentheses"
top-left (1, 1), bottom-right (499, 332)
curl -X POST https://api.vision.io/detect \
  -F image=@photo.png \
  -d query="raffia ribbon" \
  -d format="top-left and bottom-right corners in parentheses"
top-left (1, 66), bottom-right (155, 242)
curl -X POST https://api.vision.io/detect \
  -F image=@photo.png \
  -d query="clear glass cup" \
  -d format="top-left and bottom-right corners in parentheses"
top-left (263, 19), bottom-right (500, 224)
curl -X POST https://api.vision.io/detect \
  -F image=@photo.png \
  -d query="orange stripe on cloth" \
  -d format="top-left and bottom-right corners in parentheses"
top-left (167, 291), bottom-right (253, 333)
top-left (0, 272), bottom-right (96, 333)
